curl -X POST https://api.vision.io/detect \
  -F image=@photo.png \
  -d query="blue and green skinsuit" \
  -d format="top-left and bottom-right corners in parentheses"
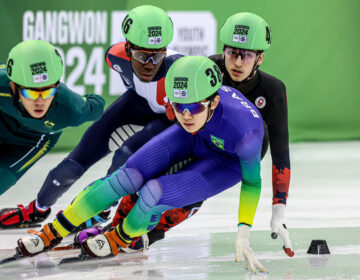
top-left (0, 66), bottom-right (105, 195)
top-left (51, 85), bottom-right (264, 239)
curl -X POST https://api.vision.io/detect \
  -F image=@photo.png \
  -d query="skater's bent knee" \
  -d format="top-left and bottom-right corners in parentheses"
top-left (140, 179), bottom-right (162, 208)
top-left (110, 168), bottom-right (144, 195)
top-left (50, 159), bottom-right (85, 187)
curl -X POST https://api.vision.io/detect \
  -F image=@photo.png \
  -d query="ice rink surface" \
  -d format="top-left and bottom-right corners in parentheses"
top-left (0, 141), bottom-right (359, 280)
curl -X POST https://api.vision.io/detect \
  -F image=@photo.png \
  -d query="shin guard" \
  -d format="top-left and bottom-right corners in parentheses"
top-left (122, 179), bottom-right (171, 238)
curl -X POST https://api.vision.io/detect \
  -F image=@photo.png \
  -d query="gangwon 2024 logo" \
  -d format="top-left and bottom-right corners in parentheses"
top-left (30, 62), bottom-right (47, 75)
top-left (30, 62), bottom-right (49, 83)
top-left (232, 25), bottom-right (249, 44)
top-left (148, 26), bottom-right (162, 45)
top-left (173, 77), bottom-right (188, 99)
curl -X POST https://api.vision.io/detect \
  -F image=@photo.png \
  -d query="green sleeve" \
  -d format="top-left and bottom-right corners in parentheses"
top-left (235, 130), bottom-right (263, 227)
top-left (238, 158), bottom-right (262, 227)
top-left (69, 94), bottom-right (105, 126)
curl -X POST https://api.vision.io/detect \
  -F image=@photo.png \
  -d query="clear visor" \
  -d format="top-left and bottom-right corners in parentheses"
top-left (224, 47), bottom-right (259, 64)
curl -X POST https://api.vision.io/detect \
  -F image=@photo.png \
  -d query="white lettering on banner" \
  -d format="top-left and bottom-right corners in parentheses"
top-left (22, 10), bottom-right (107, 44)
top-left (55, 47), bottom-right (66, 83)
top-left (45, 11), bottom-right (57, 43)
top-left (85, 12), bottom-right (95, 44)
top-left (168, 12), bottom-right (217, 57)
top-left (109, 11), bottom-right (128, 96)
top-left (22, 10), bottom-right (216, 97)
top-left (61, 47), bottom-right (105, 95)
top-left (84, 47), bottom-right (106, 94)
top-left (66, 47), bottom-right (86, 94)
top-left (58, 11), bottom-right (68, 44)
top-left (68, 11), bottom-right (86, 44)
top-left (178, 27), bottom-right (204, 41)
top-left (23, 11), bottom-right (34, 39)
top-left (34, 11), bottom-right (45, 41)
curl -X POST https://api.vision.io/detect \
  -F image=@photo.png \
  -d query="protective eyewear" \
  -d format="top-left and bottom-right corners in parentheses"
top-left (18, 84), bottom-right (58, 100)
top-left (130, 48), bottom-right (166, 64)
top-left (224, 47), bottom-right (259, 64)
top-left (171, 101), bottom-right (210, 115)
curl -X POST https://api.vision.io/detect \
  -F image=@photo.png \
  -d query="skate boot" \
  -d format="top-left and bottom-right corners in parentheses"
top-left (0, 200), bottom-right (51, 229)
top-left (17, 223), bottom-right (62, 257)
top-left (81, 225), bottom-right (132, 258)
top-left (121, 234), bottom-right (149, 253)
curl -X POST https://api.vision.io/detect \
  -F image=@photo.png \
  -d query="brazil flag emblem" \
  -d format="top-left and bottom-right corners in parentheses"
top-left (210, 134), bottom-right (225, 151)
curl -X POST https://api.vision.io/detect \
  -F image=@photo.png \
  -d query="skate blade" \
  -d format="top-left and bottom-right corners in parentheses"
top-left (0, 223), bottom-right (41, 230)
top-left (0, 248), bottom-right (24, 265)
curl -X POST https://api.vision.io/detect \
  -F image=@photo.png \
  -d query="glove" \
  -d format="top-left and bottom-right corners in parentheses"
top-left (270, 204), bottom-right (294, 257)
top-left (235, 225), bottom-right (267, 273)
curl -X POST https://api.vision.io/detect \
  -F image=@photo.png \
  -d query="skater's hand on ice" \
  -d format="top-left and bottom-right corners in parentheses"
top-left (235, 225), bottom-right (267, 273)
top-left (270, 204), bottom-right (294, 257)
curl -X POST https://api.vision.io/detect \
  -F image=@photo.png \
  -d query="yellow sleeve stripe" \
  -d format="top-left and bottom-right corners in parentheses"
top-left (0, 93), bottom-right (12, 97)
top-left (17, 140), bottom-right (50, 172)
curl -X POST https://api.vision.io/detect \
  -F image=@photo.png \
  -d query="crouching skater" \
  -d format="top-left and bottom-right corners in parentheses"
top-left (16, 56), bottom-right (267, 272)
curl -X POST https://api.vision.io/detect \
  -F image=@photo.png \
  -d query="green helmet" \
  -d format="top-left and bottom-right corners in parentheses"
top-left (6, 40), bottom-right (63, 88)
top-left (122, 5), bottom-right (173, 49)
top-left (220, 12), bottom-right (271, 51)
top-left (165, 56), bottom-right (222, 104)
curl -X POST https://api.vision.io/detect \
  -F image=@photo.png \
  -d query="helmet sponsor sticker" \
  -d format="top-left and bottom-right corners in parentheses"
top-left (173, 77), bottom-right (188, 98)
top-left (174, 89), bottom-right (188, 98)
top-left (232, 35), bottom-right (247, 43)
top-left (33, 73), bottom-right (49, 83)
top-left (30, 62), bottom-right (49, 83)
top-left (148, 26), bottom-right (162, 45)
top-left (255, 96), bottom-right (266, 109)
top-left (148, 37), bottom-right (162, 45)
top-left (232, 25), bottom-right (249, 43)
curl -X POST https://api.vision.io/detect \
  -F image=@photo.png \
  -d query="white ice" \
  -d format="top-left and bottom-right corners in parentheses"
top-left (0, 141), bottom-right (359, 280)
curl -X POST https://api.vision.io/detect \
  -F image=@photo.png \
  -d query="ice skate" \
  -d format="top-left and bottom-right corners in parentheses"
top-left (17, 223), bottom-right (62, 257)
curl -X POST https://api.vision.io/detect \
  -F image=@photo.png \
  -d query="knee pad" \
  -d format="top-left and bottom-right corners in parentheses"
top-left (50, 158), bottom-right (85, 187)
top-left (138, 179), bottom-right (163, 210)
top-left (107, 146), bottom-right (134, 175)
top-left (0, 168), bottom-right (17, 195)
top-left (109, 168), bottom-right (144, 196)
top-left (123, 180), bottom-right (169, 237)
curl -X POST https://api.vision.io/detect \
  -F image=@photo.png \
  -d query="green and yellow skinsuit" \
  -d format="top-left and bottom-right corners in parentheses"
top-left (0, 66), bottom-right (105, 195)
